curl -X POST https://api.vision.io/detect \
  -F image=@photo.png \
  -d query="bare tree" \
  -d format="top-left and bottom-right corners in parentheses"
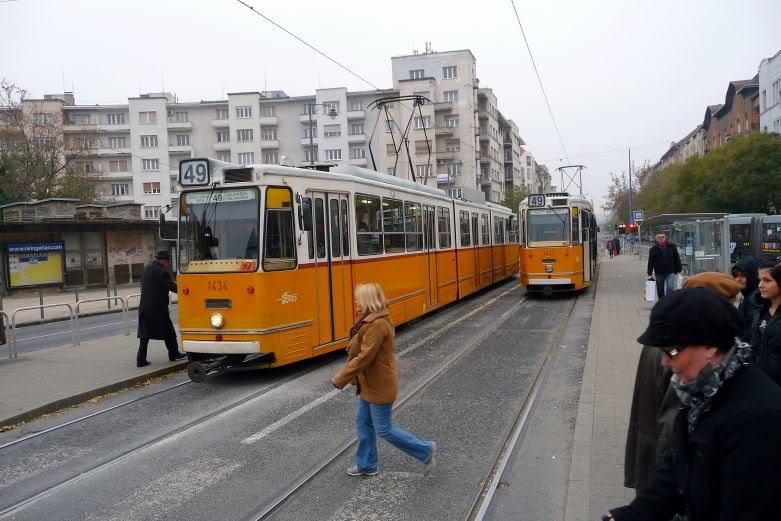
top-left (0, 79), bottom-right (98, 205)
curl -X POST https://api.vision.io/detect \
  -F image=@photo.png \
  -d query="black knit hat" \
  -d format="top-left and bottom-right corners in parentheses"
top-left (637, 287), bottom-right (743, 351)
top-left (155, 250), bottom-right (172, 261)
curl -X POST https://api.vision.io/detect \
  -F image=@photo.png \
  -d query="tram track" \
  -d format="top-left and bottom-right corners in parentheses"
top-left (245, 290), bottom-right (530, 521)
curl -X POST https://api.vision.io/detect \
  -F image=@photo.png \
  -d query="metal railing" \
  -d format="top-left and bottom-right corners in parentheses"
top-left (75, 297), bottom-right (128, 344)
top-left (12, 303), bottom-right (76, 352)
top-left (126, 293), bottom-right (141, 310)
top-left (1, 311), bottom-right (14, 359)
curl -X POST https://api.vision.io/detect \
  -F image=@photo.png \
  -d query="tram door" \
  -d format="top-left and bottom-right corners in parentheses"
top-left (311, 192), bottom-right (352, 345)
top-left (471, 212), bottom-right (480, 287)
top-left (581, 209), bottom-right (592, 283)
top-left (423, 205), bottom-right (438, 306)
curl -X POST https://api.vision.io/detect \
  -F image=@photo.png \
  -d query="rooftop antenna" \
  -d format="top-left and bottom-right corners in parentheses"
top-left (555, 165), bottom-right (587, 195)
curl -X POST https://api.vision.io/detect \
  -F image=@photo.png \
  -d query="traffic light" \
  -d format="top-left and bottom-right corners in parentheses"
top-left (618, 223), bottom-right (626, 234)
top-left (629, 223), bottom-right (638, 232)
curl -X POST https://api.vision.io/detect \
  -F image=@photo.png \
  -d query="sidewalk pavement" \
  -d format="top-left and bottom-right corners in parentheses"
top-left (0, 285), bottom-right (178, 327)
top-left (0, 332), bottom-right (186, 426)
top-left (565, 250), bottom-right (653, 520)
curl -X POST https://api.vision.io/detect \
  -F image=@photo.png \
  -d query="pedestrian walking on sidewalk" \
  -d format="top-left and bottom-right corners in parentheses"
top-left (624, 272), bottom-right (741, 493)
top-left (606, 239), bottom-right (615, 259)
top-left (731, 256), bottom-right (761, 341)
top-left (332, 283), bottom-right (436, 477)
top-left (750, 261), bottom-right (781, 387)
top-left (647, 233), bottom-right (682, 299)
top-left (614, 237), bottom-right (621, 256)
top-left (605, 287), bottom-right (781, 521)
top-left (136, 251), bottom-right (185, 367)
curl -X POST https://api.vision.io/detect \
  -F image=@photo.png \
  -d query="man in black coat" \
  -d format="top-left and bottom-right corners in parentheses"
top-left (731, 256), bottom-right (761, 341)
top-left (136, 251), bottom-right (185, 367)
top-left (646, 232), bottom-right (682, 299)
top-left (605, 288), bottom-right (781, 521)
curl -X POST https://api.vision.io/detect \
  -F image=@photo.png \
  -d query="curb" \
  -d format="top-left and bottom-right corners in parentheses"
top-left (0, 361), bottom-right (188, 427)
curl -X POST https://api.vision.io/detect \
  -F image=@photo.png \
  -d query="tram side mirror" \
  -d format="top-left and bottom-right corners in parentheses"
top-left (297, 194), bottom-right (313, 232)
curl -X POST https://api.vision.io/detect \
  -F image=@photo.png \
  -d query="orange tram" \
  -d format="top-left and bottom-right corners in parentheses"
top-left (518, 192), bottom-right (599, 296)
top-left (171, 158), bottom-right (519, 381)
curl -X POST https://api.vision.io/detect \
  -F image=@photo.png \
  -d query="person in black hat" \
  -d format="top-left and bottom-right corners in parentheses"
top-left (604, 287), bottom-right (781, 521)
top-left (136, 250), bottom-right (186, 367)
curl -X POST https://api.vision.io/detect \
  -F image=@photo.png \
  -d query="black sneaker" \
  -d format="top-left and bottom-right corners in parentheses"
top-left (169, 353), bottom-right (187, 361)
top-left (137, 360), bottom-right (151, 368)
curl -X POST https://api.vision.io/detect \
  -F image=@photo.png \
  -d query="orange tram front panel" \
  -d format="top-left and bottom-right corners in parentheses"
top-left (519, 245), bottom-right (586, 292)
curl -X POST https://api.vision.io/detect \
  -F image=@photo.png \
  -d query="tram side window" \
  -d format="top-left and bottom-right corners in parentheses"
top-left (472, 213), bottom-right (479, 248)
top-left (263, 187), bottom-right (296, 271)
top-left (405, 202), bottom-right (423, 251)
top-left (355, 194), bottom-right (382, 255)
top-left (329, 199), bottom-right (341, 257)
top-left (341, 200), bottom-right (349, 256)
top-left (571, 210), bottom-right (580, 245)
top-left (314, 198), bottom-right (327, 259)
top-left (459, 210), bottom-right (471, 246)
top-left (494, 217), bottom-right (505, 245)
top-left (383, 197), bottom-right (405, 253)
top-left (302, 196), bottom-right (314, 259)
top-left (438, 207), bottom-right (452, 248)
top-left (481, 214), bottom-right (490, 245)
top-left (509, 217), bottom-right (519, 243)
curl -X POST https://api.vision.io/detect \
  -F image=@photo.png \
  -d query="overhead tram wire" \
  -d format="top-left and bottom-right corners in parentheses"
top-left (538, 140), bottom-right (673, 163)
top-left (231, 0), bottom-right (481, 157)
top-left (508, 0), bottom-right (570, 165)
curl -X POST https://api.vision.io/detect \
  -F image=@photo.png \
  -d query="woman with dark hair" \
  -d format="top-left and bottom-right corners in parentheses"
top-left (731, 256), bottom-right (760, 341)
top-left (750, 260), bottom-right (781, 386)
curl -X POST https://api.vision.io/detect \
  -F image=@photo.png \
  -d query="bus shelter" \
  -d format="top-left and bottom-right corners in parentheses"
top-left (642, 213), bottom-right (731, 275)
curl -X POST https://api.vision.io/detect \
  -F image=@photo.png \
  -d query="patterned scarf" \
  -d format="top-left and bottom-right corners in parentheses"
top-left (671, 339), bottom-right (752, 433)
top-left (349, 316), bottom-right (365, 339)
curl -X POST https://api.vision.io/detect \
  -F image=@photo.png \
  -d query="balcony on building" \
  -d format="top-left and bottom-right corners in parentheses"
top-left (94, 146), bottom-right (131, 156)
top-left (211, 119), bottom-right (230, 128)
top-left (260, 139), bottom-right (280, 148)
top-left (63, 121), bottom-right (98, 133)
top-left (299, 113), bottom-right (316, 123)
top-left (166, 120), bottom-right (193, 131)
top-left (346, 110), bottom-right (365, 119)
top-left (435, 126), bottom-right (454, 136)
top-left (433, 101), bottom-right (453, 112)
top-left (169, 144), bottom-right (194, 154)
top-left (350, 157), bottom-right (369, 167)
top-left (347, 133), bottom-right (366, 143)
top-left (212, 141), bottom-right (231, 151)
top-left (300, 137), bottom-right (318, 146)
top-left (97, 123), bottom-right (131, 133)
top-left (259, 116), bottom-right (279, 125)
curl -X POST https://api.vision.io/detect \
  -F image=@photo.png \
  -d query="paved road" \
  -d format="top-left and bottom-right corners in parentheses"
top-left (7, 307), bottom-right (179, 355)
top-left (0, 281), bottom-right (592, 520)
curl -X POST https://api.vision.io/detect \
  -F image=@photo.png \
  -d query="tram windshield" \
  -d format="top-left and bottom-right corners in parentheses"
top-left (178, 187), bottom-right (260, 273)
top-left (527, 208), bottom-right (570, 244)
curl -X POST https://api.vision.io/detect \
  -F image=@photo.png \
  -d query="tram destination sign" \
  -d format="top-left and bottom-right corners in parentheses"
top-left (179, 158), bottom-right (211, 186)
top-left (185, 189), bottom-right (256, 204)
top-left (528, 194), bottom-right (546, 207)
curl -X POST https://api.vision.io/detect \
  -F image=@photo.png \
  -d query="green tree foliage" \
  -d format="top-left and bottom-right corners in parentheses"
top-left (501, 185), bottom-right (530, 211)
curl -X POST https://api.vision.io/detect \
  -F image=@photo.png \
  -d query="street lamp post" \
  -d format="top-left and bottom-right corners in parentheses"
top-left (306, 103), bottom-right (338, 166)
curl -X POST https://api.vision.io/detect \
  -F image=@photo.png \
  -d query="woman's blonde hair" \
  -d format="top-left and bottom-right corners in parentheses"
top-left (355, 283), bottom-right (388, 315)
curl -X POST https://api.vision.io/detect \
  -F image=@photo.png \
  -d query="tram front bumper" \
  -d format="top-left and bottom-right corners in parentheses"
top-left (183, 340), bottom-right (260, 354)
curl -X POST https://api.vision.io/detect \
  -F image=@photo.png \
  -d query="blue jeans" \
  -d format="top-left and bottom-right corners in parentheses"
top-left (355, 398), bottom-right (434, 472)
top-left (655, 273), bottom-right (676, 299)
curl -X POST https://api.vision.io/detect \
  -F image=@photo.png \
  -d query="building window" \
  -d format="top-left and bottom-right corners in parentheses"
top-left (409, 69), bottom-right (425, 80)
top-left (387, 167), bottom-right (396, 176)
top-left (302, 103), bottom-right (316, 115)
top-left (415, 140), bottom-right (432, 154)
top-left (386, 144), bottom-right (396, 155)
top-left (139, 111), bottom-right (157, 124)
top-left (443, 66), bottom-right (457, 79)
top-left (351, 147), bottom-right (366, 159)
top-left (236, 106), bottom-right (252, 118)
top-left (109, 160), bottom-right (128, 172)
top-left (261, 127), bottom-right (278, 141)
top-left (237, 152), bottom-right (255, 165)
top-left (526, 156), bottom-right (532, 166)
top-left (140, 135), bottom-right (158, 148)
top-left (261, 105), bottom-right (276, 117)
top-left (111, 183), bottom-right (129, 196)
top-left (350, 100), bottom-right (364, 111)
top-left (77, 161), bottom-right (95, 173)
top-left (324, 124), bottom-right (341, 137)
top-left (444, 90), bottom-right (458, 103)
top-left (446, 116), bottom-right (460, 127)
top-left (31, 113), bottom-right (54, 125)
top-left (216, 108), bottom-right (229, 120)
top-left (176, 134), bottom-right (190, 146)
top-left (107, 113), bottom-right (126, 125)
top-left (445, 139), bottom-right (460, 152)
top-left (144, 206), bottom-right (160, 219)
top-left (70, 113), bottom-right (92, 125)
top-left (325, 149), bottom-right (342, 161)
top-left (217, 151), bottom-right (231, 162)
top-left (170, 111), bottom-right (189, 123)
top-left (143, 182), bottom-right (161, 194)
top-left (142, 159), bottom-right (160, 171)
top-left (108, 136), bottom-right (127, 149)
top-left (447, 163), bottom-right (462, 176)
top-left (305, 148), bottom-right (318, 162)
top-left (304, 126), bottom-right (317, 138)
top-left (237, 129), bottom-right (254, 142)
top-left (263, 152), bottom-right (279, 164)
top-left (349, 123), bottom-right (364, 135)
top-left (414, 116), bottom-right (432, 129)
top-left (216, 130), bottom-right (229, 143)
top-left (416, 164), bottom-right (432, 178)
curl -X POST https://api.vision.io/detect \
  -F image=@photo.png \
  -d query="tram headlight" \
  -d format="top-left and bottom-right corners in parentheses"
top-left (545, 264), bottom-right (553, 273)
top-left (210, 312), bottom-right (225, 329)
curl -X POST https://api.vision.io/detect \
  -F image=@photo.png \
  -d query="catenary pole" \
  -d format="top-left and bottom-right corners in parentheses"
top-left (628, 148), bottom-right (633, 226)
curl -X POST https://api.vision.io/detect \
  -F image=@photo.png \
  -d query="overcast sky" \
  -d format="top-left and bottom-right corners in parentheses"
top-left (2, 0), bottom-right (780, 215)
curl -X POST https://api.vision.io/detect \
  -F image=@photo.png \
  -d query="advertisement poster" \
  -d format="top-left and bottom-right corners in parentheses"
top-left (7, 242), bottom-right (65, 287)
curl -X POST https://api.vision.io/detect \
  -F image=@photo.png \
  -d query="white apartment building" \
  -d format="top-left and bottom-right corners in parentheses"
top-left (759, 50), bottom-right (781, 134)
top-left (18, 48), bottom-right (537, 215)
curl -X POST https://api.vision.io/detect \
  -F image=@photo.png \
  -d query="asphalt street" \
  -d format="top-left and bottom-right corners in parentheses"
top-left (0, 280), bottom-right (592, 520)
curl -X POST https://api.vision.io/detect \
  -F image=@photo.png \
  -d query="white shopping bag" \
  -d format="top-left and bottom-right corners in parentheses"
top-left (675, 274), bottom-right (684, 289)
top-left (645, 278), bottom-right (657, 302)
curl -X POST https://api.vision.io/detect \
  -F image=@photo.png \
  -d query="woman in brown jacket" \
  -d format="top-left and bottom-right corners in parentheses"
top-left (332, 283), bottom-right (436, 477)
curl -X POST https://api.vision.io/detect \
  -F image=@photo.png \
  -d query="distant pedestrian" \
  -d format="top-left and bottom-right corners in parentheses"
top-left (332, 283), bottom-right (436, 477)
top-left (731, 256), bottom-right (761, 341)
top-left (606, 239), bottom-right (615, 258)
top-left (606, 287), bottom-right (781, 521)
top-left (624, 272), bottom-right (741, 493)
top-left (614, 237), bottom-right (621, 256)
top-left (750, 261), bottom-right (781, 387)
top-left (647, 233), bottom-right (682, 299)
top-left (136, 251), bottom-right (185, 367)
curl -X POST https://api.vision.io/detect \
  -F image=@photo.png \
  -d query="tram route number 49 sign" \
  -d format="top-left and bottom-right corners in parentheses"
top-left (528, 194), bottom-right (546, 207)
top-left (179, 159), bottom-right (211, 186)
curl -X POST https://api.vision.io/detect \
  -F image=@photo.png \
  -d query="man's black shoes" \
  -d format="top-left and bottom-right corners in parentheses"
top-left (169, 353), bottom-right (187, 362)
top-left (137, 360), bottom-right (151, 368)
